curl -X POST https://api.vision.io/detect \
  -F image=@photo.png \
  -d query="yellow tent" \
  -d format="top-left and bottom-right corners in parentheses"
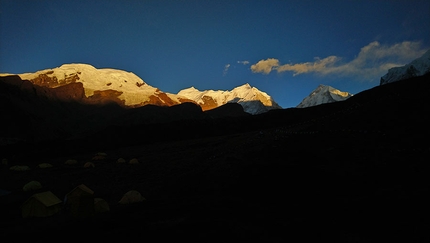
top-left (92, 152), bottom-right (107, 161)
top-left (83, 162), bottom-right (95, 168)
top-left (129, 158), bottom-right (139, 164)
top-left (38, 163), bottom-right (53, 168)
top-left (118, 190), bottom-right (146, 204)
top-left (64, 184), bottom-right (95, 218)
top-left (21, 191), bottom-right (62, 218)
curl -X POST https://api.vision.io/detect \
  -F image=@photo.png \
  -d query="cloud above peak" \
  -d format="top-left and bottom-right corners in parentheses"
top-left (250, 41), bottom-right (428, 81)
top-left (223, 63), bottom-right (231, 76)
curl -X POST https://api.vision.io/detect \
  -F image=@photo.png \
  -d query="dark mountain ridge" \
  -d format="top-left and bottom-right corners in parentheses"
top-left (1, 72), bottom-right (429, 161)
top-left (1, 73), bottom-right (429, 241)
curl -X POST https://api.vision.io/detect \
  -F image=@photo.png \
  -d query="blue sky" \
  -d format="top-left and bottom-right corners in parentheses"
top-left (1, 0), bottom-right (429, 108)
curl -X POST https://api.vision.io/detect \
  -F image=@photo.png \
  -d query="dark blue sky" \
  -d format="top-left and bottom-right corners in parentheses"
top-left (1, 0), bottom-right (429, 108)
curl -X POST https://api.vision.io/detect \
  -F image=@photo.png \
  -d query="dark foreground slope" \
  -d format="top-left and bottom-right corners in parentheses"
top-left (0, 74), bottom-right (429, 241)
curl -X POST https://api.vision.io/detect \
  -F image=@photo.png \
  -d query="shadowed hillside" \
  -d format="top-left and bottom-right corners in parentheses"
top-left (1, 73), bottom-right (429, 241)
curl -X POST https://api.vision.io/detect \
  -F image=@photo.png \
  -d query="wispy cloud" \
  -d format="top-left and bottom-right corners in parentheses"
top-left (250, 41), bottom-right (428, 81)
top-left (223, 63), bottom-right (231, 76)
top-left (237, 60), bottom-right (250, 65)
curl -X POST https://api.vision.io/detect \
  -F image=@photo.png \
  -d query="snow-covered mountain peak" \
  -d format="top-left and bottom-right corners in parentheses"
top-left (1, 63), bottom-right (162, 106)
top-left (1, 64), bottom-right (282, 114)
top-left (380, 49), bottom-right (430, 85)
top-left (296, 84), bottom-right (353, 108)
top-left (177, 83), bottom-right (281, 114)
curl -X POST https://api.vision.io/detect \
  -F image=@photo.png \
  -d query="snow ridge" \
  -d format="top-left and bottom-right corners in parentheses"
top-left (8, 63), bottom-right (160, 106)
top-left (380, 49), bottom-right (430, 85)
top-left (0, 64), bottom-right (282, 114)
top-left (177, 83), bottom-right (282, 114)
top-left (296, 84), bottom-right (353, 108)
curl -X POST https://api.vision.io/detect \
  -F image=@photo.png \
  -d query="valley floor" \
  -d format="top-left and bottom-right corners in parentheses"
top-left (1, 126), bottom-right (429, 242)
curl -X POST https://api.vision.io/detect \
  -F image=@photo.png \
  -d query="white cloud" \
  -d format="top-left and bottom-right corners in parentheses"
top-left (250, 41), bottom-right (428, 81)
top-left (223, 63), bottom-right (231, 76)
top-left (237, 60), bottom-right (250, 65)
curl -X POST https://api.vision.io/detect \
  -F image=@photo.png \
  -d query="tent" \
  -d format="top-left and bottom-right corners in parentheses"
top-left (118, 190), bottom-right (146, 204)
top-left (83, 162), bottom-right (95, 168)
top-left (94, 198), bottom-right (110, 213)
top-left (129, 158), bottom-right (139, 164)
top-left (23, 180), bottom-right (42, 192)
top-left (38, 163), bottom-right (53, 168)
top-left (64, 184), bottom-right (95, 218)
top-left (9, 165), bottom-right (31, 171)
top-left (21, 191), bottom-right (62, 218)
top-left (64, 159), bottom-right (78, 165)
top-left (92, 152), bottom-right (107, 161)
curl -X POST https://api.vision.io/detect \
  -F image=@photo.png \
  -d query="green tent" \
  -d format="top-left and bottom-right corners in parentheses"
top-left (23, 180), bottom-right (42, 192)
top-left (94, 198), bottom-right (110, 213)
top-left (21, 191), bottom-right (62, 218)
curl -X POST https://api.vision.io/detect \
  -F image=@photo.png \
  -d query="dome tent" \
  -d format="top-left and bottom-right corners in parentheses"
top-left (23, 180), bottom-right (42, 192)
top-left (9, 165), bottom-right (31, 171)
top-left (118, 190), bottom-right (146, 204)
top-left (92, 152), bottom-right (107, 161)
top-left (38, 163), bottom-right (53, 168)
top-left (64, 159), bottom-right (78, 165)
top-left (94, 198), bottom-right (110, 213)
top-left (21, 191), bottom-right (62, 218)
top-left (83, 162), bottom-right (95, 168)
top-left (129, 158), bottom-right (139, 164)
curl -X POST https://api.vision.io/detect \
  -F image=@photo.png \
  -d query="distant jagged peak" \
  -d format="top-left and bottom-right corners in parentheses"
top-left (380, 49), bottom-right (430, 85)
top-left (234, 83), bottom-right (252, 89)
top-left (297, 84), bottom-right (353, 108)
top-left (176, 83), bottom-right (282, 114)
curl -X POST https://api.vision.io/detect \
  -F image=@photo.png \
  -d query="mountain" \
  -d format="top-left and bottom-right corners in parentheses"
top-left (0, 63), bottom-right (192, 107)
top-left (177, 83), bottom-right (282, 114)
top-left (1, 72), bottom-right (429, 242)
top-left (296, 84), bottom-right (353, 108)
top-left (0, 63), bottom-right (281, 114)
top-left (0, 74), bottom-right (249, 145)
top-left (380, 49), bottom-right (430, 85)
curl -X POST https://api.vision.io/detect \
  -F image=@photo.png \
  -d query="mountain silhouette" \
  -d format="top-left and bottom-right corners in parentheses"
top-left (0, 73), bottom-right (429, 241)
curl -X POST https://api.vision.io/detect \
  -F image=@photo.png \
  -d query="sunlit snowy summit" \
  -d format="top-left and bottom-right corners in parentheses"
top-left (0, 63), bottom-right (281, 114)
top-left (380, 49), bottom-right (430, 85)
top-left (296, 85), bottom-right (353, 108)
top-left (177, 83), bottom-right (282, 114)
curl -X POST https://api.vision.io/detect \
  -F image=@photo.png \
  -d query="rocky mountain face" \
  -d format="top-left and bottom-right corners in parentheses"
top-left (380, 49), bottom-right (430, 85)
top-left (0, 64), bottom-right (281, 114)
top-left (296, 84), bottom-right (353, 108)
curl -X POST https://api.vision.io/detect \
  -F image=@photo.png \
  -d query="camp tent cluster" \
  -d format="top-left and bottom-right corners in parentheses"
top-left (5, 152), bottom-right (147, 219)
top-left (20, 184), bottom-right (145, 218)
